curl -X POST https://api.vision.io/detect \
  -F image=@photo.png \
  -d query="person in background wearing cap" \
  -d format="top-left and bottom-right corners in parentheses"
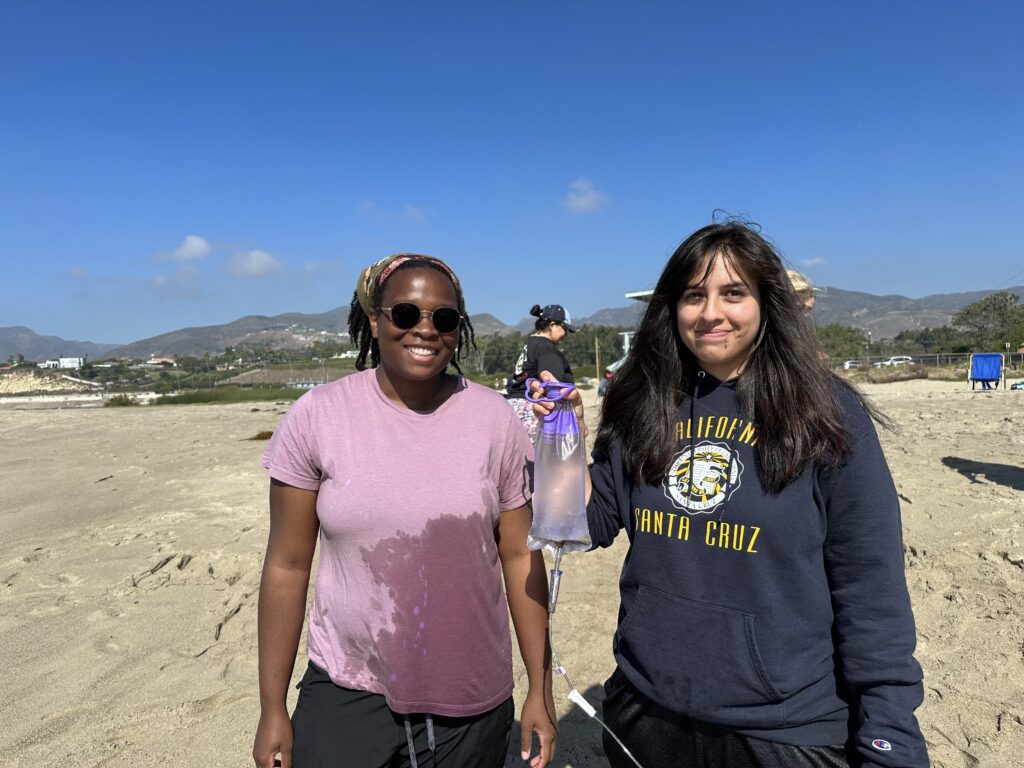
top-left (505, 303), bottom-right (577, 441)
top-left (787, 268), bottom-right (833, 364)
top-left (787, 268), bottom-right (817, 314)
top-left (253, 254), bottom-right (557, 768)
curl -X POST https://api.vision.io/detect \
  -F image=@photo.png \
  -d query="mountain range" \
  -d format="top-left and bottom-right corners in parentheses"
top-left (3, 285), bottom-right (1022, 361)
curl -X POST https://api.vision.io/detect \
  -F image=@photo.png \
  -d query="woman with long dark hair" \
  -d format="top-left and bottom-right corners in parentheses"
top-left (534, 221), bottom-right (928, 768)
top-left (254, 254), bottom-right (557, 768)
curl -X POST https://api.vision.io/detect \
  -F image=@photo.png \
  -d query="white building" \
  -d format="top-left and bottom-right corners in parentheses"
top-left (38, 357), bottom-right (86, 370)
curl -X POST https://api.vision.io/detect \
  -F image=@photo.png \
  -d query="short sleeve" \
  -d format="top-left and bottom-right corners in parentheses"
top-left (496, 405), bottom-right (534, 511)
top-left (536, 346), bottom-right (573, 384)
top-left (261, 391), bottom-right (322, 491)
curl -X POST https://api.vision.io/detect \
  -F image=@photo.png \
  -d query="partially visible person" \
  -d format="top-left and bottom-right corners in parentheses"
top-left (786, 268), bottom-right (817, 314)
top-left (532, 221), bottom-right (929, 768)
top-left (253, 254), bottom-right (556, 768)
top-left (505, 303), bottom-right (577, 441)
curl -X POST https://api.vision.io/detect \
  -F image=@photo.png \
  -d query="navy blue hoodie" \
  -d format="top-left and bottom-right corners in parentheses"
top-left (587, 372), bottom-right (928, 767)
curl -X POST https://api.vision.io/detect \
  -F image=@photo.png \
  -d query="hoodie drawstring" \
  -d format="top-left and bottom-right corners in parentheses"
top-left (403, 714), bottom-right (437, 768)
top-left (689, 371), bottom-right (740, 522)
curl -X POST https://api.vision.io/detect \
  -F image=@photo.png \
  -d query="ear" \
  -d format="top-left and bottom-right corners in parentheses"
top-left (369, 310), bottom-right (380, 339)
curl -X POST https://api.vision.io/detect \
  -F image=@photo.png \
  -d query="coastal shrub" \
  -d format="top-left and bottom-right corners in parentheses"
top-left (153, 386), bottom-right (302, 406)
top-left (867, 364), bottom-right (929, 384)
top-left (105, 394), bottom-right (139, 407)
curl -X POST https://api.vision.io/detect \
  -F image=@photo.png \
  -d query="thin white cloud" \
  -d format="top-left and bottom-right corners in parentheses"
top-left (151, 265), bottom-right (202, 299)
top-left (66, 267), bottom-right (89, 279)
top-left (800, 257), bottom-right (826, 267)
top-left (229, 249), bottom-right (282, 277)
top-left (563, 177), bottom-right (609, 214)
top-left (171, 235), bottom-right (211, 261)
top-left (356, 199), bottom-right (428, 223)
top-left (400, 203), bottom-right (427, 223)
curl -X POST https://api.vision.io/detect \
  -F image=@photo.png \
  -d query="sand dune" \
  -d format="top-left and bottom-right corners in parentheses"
top-left (1, 379), bottom-right (1021, 766)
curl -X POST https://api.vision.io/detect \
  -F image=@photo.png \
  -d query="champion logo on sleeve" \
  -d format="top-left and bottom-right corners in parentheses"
top-left (871, 738), bottom-right (893, 751)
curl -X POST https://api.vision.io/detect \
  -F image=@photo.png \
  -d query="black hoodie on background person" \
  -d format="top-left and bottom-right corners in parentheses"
top-left (587, 373), bottom-right (929, 768)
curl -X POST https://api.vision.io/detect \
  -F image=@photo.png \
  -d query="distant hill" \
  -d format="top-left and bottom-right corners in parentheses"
top-left (813, 286), bottom-right (1024, 339)
top-left (4, 285), bottom-right (1021, 360)
top-left (469, 313), bottom-right (514, 336)
top-left (579, 305), bottom-right (647, 327)
top-left (0, 326), bottom-right (120, 362)
top-left (104, 308), bottom-right (349, 359)
top-left (512, 305), bottom-right (644, 334)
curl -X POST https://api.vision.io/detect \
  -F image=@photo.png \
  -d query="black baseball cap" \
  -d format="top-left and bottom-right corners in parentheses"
top-left (541, 304), bottom-right (577, 332)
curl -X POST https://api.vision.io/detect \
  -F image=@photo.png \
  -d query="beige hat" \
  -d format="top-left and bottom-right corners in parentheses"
top-left (786, 268), bottom-right (814, 296)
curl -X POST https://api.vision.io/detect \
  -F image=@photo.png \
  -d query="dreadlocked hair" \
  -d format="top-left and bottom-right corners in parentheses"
top-left (347, 259), bottom-right (476, 374)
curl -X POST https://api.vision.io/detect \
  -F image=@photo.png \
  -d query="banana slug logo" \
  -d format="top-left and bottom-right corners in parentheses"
top-left (662, 442), bottom-right (742, 513)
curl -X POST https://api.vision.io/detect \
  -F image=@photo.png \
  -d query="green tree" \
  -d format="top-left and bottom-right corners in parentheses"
top-left (815, 324), bottom-right (867, 359)
top-left (952, 291), bottom-right (1024, 351)
top-left (568, 326), bottom-right (631, 367)
top-left (891, 326), bottom-right (972, 354)
top-left (466, 325), bottom-right (635, 378)
top-left (311, 338), bottom-right (350, 359)
top-left (1010, 318), bottom-right (1024, 351)
top-left (471, 332), bottom-right (526, 376)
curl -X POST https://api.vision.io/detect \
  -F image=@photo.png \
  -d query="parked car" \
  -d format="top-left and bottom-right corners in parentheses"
top-left (841, 360), bottom-right (863, 370)
top-left (598, 356), bottom-right (627, 397)
top-left (873, 356), bottom-right (914, 368)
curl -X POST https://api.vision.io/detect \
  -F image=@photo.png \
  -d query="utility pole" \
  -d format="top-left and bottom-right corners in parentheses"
top-left (594, 337), bottom-right (601, 380)
top-left (619, 331), bottom-right (634, 356)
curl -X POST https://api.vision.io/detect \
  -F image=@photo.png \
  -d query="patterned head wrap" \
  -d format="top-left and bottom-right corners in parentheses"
top-left (355, 253), bottom-right (463, 317)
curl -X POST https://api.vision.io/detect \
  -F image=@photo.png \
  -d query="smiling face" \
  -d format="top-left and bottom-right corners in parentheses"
top-left (676, 251), bottom-right (762, 381)
top-left (369, 266), bottom-right (460, 389)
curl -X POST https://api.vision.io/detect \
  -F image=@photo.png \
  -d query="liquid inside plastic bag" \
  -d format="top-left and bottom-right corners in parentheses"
top-left (526, 380), bottom-right (592, 553)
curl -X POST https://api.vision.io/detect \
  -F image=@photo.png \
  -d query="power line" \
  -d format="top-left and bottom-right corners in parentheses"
top-left (994, 266), bottom-right (1024, 290)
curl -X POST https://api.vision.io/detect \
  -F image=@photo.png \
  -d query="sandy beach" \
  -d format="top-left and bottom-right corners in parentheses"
top-left (2, 378), bottom-right (1022, 767)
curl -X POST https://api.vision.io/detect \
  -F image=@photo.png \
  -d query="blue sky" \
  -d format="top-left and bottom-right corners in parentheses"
top-left (2, 1), bottom-right (1022, 344)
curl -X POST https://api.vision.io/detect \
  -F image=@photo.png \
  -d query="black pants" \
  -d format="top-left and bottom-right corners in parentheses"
top-left (601, 668), bottom-right (853, 768)
top-left (291, 662), bottom-right (513, 768)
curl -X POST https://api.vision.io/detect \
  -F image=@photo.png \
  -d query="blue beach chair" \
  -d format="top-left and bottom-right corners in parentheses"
top-left (969, 353), bottom-right (1004, 391)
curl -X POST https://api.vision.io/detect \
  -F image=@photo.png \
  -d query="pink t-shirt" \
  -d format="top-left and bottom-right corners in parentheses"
top-left (262, 370), bottom-right (534, 717)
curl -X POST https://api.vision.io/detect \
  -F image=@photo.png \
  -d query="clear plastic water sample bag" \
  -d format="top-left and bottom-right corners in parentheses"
top-left (524, 379), bottom-right (592, 553)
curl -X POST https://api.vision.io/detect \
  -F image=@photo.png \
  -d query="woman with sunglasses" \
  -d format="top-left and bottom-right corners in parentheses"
top-left (505, 303), bottom-right (577, 441)
top-left (253, 254), bottom-right (557, 768)
top-left (532, 221), bottom-right (928, 768)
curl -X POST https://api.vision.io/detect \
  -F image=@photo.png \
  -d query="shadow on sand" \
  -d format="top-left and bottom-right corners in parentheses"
top-left (941, 456), bottom-right (1024, 492)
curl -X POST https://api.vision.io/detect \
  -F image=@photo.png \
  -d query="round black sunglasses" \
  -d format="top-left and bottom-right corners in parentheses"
top-left (377, 303), bottom-right (463, 334)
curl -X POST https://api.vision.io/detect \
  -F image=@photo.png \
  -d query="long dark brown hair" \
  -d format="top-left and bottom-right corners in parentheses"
top-left (597, 220), bottom-right (886, 493)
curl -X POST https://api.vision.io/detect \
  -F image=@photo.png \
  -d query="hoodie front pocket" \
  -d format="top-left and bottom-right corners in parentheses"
top-left (616, 585), bottom-right (785, 728)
